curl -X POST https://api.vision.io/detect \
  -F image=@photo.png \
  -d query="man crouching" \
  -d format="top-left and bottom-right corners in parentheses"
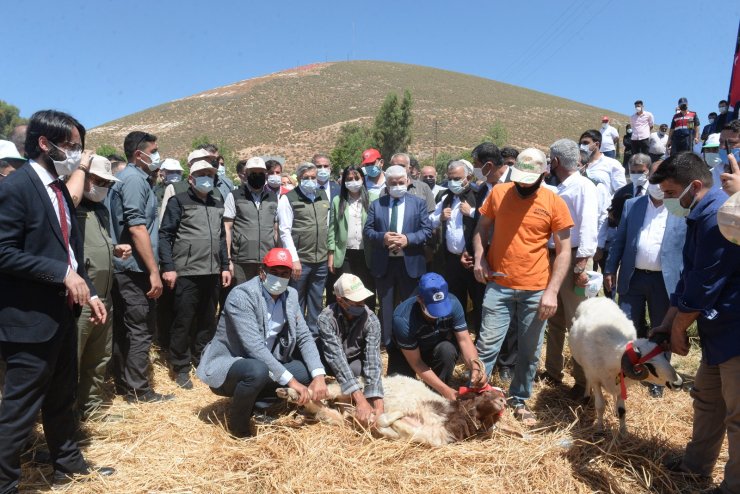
top-left (196, 248), bottom-right (327, 437)
top-left (317, 274), bottom-right (384, 426)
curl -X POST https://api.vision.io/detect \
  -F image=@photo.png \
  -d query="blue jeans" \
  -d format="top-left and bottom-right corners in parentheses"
top-left (603, 150), bottom-right (616, 159)
top-left (476, 282), bottom-right (545, 404)
top-left (290, 261), bottom-right (328, 335)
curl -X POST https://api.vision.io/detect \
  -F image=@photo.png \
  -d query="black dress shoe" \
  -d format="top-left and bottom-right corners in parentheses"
top-left (535, 371), bottom-right (561, 386)
top-left (125, 390), bottom-right (175, 404)
top-left (52, 466), bottom-right (115, 486)
top-left (663, 456), bottom-right (712, 481)
top-left (174, 372), bottom-right (193, 390)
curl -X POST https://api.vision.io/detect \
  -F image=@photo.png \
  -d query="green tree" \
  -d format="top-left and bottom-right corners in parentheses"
top-left (372, 89), bottom-right (413, 161)
top-left (329, 123), bottom-right (375, 173)
top-left (95, 144), bottom-right (122, 158)
top-left (0, 100), bottom-right (27, 140)
top-left (483, 121), bottom-right (508, 148)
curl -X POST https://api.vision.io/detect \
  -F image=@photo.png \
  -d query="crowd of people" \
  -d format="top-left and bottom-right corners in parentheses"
top-left (0, 99), bottom-right (739, 493)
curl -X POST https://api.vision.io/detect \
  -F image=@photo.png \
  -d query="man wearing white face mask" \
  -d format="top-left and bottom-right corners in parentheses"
top-left (70, 155), bottom-right (133, 420)
top-left (629, 101), bottom-right (654, 156)
top-left (108, 131), bottom-right (170, 403)
top-left (648, 124), bottom-right (670, 163)
top-left (605, 159), bottom-right (686, 398)
top-left (0, 110), bottom-right (113, 490)
top-left (312, 153), bottom-right (341, 305)
top-left (277, 162), bottom-right (330, 336)
top-left (702, 133), bottom-right (725, 195)
top-left (599, 116), bottom-right (620, 159)
top-left (153, 158), bottom-right (183, 207)
top-left (159, 159), bottom-right (231, 389)
top-left (364, 165), bottom-right (432, 346)
top-left (197, 248), bottom-right (327, 438)
top-left (429, 160), bottom-right (481, 333)
top-left (580, 129), bottom-right (627, 195)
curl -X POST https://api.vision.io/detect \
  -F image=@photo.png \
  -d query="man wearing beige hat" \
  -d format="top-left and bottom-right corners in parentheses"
top-left (317, 273), bottom-right (384, 426)
top-left (159, 158), bottom-right (231, 389)
top-left (224, 156), bottom-right (279, 285)
top-left (67, 156), bottom-right (133, 420)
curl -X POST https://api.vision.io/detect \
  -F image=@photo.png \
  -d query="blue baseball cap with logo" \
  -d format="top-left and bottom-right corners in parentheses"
top-left (418, 273), bottom-right (452, 318)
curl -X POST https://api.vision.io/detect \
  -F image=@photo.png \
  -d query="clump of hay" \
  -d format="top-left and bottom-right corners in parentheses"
top-left (18, 346), bottom-right (725, 493)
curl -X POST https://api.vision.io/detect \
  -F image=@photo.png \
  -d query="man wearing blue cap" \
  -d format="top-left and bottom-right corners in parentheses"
top-left (387, 272), bottom-right (487, 401)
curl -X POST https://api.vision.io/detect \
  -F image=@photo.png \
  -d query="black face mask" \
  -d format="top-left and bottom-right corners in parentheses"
top-left (247, 173), bottom-right (266, 190)
top-left (514, 174), bottom-right (543, 198)
top-left (679, 104), bottom-right (688, 111)
top-left (422, 177), bottom-right (436, 189)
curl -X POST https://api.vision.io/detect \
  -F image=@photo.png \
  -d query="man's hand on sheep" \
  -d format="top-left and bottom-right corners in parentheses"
top-left (537, 289), bottom-right (558, 320)
top-left (308, 376), bottom-right (328, 401)
top-left (287, 378), bottom-right (312, 405)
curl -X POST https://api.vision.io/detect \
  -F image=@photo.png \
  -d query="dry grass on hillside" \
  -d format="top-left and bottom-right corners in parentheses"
top-left (18, 344), bottom-right (725, 494)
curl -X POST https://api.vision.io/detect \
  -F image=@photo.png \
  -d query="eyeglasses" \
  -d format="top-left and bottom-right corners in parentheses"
top-left (55, 141), bottom-right (83, 153)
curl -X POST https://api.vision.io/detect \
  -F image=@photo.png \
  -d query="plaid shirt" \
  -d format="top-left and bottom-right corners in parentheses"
top-left (317, 304), bottom-right (384, 398)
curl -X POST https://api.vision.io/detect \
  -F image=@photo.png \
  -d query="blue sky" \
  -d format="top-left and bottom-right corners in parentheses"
top-left (4, 0), bottom-right (739, 132)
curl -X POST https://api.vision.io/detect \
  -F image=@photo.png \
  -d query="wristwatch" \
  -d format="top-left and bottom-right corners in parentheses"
top-left (573, 265), bottom-right (585, 274)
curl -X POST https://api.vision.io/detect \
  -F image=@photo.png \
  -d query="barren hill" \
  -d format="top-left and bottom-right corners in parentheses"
top-left (87, 61), bottom-right (627, 167)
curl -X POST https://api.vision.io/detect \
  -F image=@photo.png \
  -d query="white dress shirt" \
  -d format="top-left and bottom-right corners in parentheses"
top-left (587, 155), bottom-right (627, 196)
top-left (635, 198), bottom-right (667, 271)
top-left (345, 197), bottom-right (364, 250)
top-left (547, 173), bottom-right (598, 258)
top-left (430, 195), bottom-right (466, 254)
top-left (29, 160), bottom-right (78, 273)
top-left (277, 190), bottom-right (320, 262)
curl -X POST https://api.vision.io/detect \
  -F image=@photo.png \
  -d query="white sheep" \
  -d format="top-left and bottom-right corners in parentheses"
top-left (568, 297), bottom-right (683, 433)
top-left (277, 374), bottom-right (507, 446)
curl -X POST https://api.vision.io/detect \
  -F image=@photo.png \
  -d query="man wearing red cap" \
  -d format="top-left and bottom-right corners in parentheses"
top-left (361, 148), bottom-right (385, 202)
top-left (197, 248), bottom-right (327, 438)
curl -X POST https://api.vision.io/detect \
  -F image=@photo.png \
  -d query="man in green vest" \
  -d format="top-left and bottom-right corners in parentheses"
top-left (277, 162), bottom-right (329, 335)
top-left (224, 156), bottom-right (279, 285)
top-left (73, 156), bottom-right (132, 421)
top-left (159, 159), bottom-right (232, 389)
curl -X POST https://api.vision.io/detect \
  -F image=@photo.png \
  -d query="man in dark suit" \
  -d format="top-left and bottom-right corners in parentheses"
top-left (0, 110), bottom-right (113, 492)
top-left (363, 165), bottom-right (432, 348)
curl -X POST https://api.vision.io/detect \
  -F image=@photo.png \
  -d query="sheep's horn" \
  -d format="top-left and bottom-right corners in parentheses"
top-left (621, 352), bottom-right (648, 381)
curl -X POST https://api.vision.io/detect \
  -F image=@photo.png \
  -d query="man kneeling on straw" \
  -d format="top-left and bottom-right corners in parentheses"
top-left (196, 248), bottom-right (328, 438)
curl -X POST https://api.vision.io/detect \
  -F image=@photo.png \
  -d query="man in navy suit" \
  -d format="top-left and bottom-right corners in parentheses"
top-left (604, 160), bottom-right (686, 397)
top-left (0, 110), bottom-right (113, 492)
top-left (363, 165), bottom-right (432, 348)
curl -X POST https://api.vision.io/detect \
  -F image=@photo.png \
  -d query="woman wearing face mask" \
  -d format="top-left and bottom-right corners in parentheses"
top-left (72, 155), bottom-right (133, 421)
top-left (196, 248), bottom-right (328, 438)
top-left (327, 165), bottom-right (375, 310)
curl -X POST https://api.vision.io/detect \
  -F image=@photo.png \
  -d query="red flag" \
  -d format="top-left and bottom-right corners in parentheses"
top-left (730, 21), bottom-right (740, 107)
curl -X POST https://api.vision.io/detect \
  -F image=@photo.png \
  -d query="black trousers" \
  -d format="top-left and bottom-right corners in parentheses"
top-left (631, 138), bottom-right (649, 155)
top-left (671, 133), bottom-right (693, 155)
top-left (212, 358), bottom-right (311, 436)
top-left (386, 340), bottom-right (459, 385)
top-left (338, 249), bottom-right (376, 310)
top-left (169, 274), bottom-right (219, 374)
top-left (443, 250), bottom-right (482, 333)
top-left (111, 271), bottom-right (157, 395)
top-left (0, 318), bottom-right (87, 492)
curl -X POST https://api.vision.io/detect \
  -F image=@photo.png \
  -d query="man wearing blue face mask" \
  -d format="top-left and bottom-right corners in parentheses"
top-left (650, 152), bottom-right (740, 493)
top-left (108, 131), bottom-right (170, 404)
top-left (197, 248), bottom-right (327, 438)
top-left (317, 273), bottom-right (384, 427)
top-left (312, 153), bottom-right (341, 305)
top-left (277, 162), bottom-right (330, 336)
top-left (153, 158), bottom-right (183, 206)
top-left (360, 148), bottom-right (385, 202)
top-left (159, 159), bottom-right (231, 389)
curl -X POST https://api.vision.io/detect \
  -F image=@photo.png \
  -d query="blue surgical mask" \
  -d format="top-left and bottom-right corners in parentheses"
top-left (447, 179), bottom-right (467, 195)
top-left (719, 148), bottom-right (740, 165)
top-left (343, 304), bottom-right (365, 317)
top-left (217, 165), bottom-right (225, 177)
top-left (316, 168), bottom-right (331, 182)
top-left (164, 172), bottom-right (182, 184)
top-left (193, 176), bottom-right (214, 194)
top-left (364, 165), bottom-right (381, 178)
top-left (263, 272), bottom-right (290, 295)
top-left (663, 183), bottom-right (696, 218)
top-left (300, 178), bottom-right (318, 195)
